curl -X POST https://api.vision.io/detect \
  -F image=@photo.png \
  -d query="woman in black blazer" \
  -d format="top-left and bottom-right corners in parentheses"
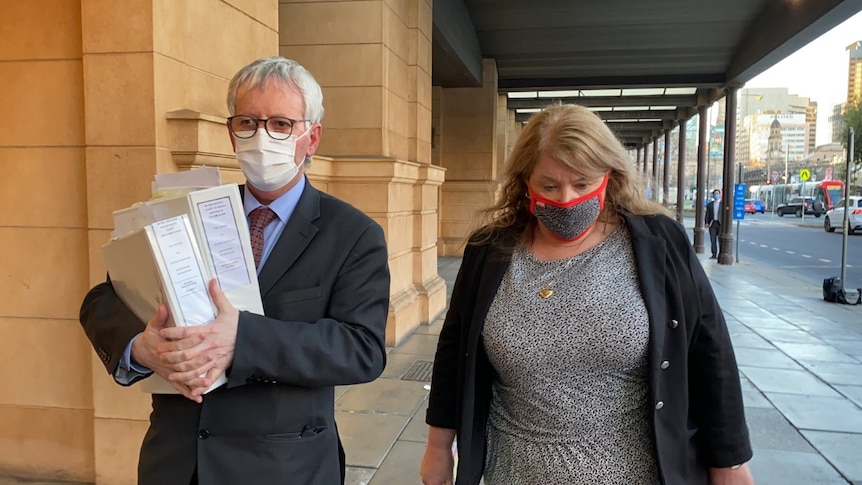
top-left (421, 104), bottom-right (753, 485)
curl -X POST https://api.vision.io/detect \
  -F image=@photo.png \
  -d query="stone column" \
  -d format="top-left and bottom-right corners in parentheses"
top-left (0, 2), bottom-right (93, 481)
top-left (694, 106), bottom-right (708, 253)
top-left (281, 0), bottom-right (446, 343)
top-left (80, 2), bottom-right (278, 483)
top-left (438, 60), bottom-right (500, 256)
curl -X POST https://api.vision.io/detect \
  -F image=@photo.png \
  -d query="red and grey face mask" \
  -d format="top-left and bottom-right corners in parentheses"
top-left (528, 175), bottom-right (609, 242)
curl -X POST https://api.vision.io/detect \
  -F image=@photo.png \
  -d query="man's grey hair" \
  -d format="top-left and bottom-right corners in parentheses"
top-left (226, 56), bottom-right (324, 124)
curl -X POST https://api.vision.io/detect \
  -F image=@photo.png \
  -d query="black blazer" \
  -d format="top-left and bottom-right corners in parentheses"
top-left (426, 213), bottom-right (751, 485)
top-left (80, 180), bottom-right (390, 485)
top-left (705, 199), bottom-right (722, 226)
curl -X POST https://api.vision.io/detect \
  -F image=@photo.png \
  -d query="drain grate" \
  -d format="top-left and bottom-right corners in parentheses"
top-left (400, 360), bottom-right (433, 382)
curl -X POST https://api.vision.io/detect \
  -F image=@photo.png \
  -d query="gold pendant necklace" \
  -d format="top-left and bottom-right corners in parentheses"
top-left (538, 286), bottom-right (554, 299)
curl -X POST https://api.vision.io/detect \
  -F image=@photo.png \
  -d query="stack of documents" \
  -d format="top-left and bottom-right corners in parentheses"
top-left (103, 167), bottom-right (262, 394)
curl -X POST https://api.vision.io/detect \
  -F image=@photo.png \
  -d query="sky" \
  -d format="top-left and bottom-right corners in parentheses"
top-left (746, 10), bottom-right (862, 146)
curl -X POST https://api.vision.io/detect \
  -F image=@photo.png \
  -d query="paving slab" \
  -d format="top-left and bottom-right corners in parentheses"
top-left (336, 378), bottom-right (429, 417)
top-left (740, 376), bottom-right (774, 409)
top-left (337, 411), bottom-right (410, 468)
top-left (836, 385), bottom-right (862, 408)
top-left (369, 440), bottom-right (427, 485)
top-left (748, 449), bottom-right (848, 485)
top-left (766, 393), bottom-right (862, 433)
top-left (798, 361), bottom-right (862, 386)
top-left (801, 430), bottom-right (862, 482)
top-left (771, 341), bottom-right (858, 363)
top-left (740, 367), bottom-right (841, 397)
top-left (345, 466), bottom-right (377, 485)
top-left (744, 407), bottom-right (815, 453)
top-left (389, 334), bottom-right (441, 358)
top-left (734, 347), bottom-right (805, 370)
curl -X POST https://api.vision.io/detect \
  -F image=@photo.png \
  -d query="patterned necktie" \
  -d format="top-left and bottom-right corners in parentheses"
top-left (248, 207), bottom-right (278, 268)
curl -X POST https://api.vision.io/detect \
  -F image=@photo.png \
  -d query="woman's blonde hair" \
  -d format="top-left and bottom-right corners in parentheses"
top-left (473, 103), bottom-right (668, 245)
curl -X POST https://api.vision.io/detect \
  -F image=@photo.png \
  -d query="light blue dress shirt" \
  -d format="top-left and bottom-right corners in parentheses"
top-left (115, 177), bottom-right (307, 383)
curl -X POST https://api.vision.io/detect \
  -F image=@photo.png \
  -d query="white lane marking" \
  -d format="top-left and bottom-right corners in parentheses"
top-left (750, 241), bottom-right (757, 245)
top-left (819, 258), bottom-right (831, 263)
top-left (773, 247), bottom-right (780, 251)
top-left (786, 251), bottom-right (795, 254)
top-left (802, 254), bottom-right (812, 258)
top-left (760, 244), bottom-right (768, 248)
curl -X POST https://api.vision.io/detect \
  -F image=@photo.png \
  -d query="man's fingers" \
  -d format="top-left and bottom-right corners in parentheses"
top-left (208, 279), bottom-right (232, 314)
top-left (156, 333), bottom-right (206, 355)
top-left (148, 304), bottom-right (170, 330)
top-left (170, 381), bottom-right (202, 404)
top-left (167, 359), bottom-right (219, 384)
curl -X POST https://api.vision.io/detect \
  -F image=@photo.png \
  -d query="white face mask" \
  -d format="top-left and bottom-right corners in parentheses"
top-left (234, 126), bottom-right (311, 192)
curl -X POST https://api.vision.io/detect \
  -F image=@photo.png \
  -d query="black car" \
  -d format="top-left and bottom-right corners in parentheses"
top-left (774, 197), bottom-right (824, 217)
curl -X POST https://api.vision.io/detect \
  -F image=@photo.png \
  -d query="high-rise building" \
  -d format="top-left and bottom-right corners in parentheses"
top-left (736, 88), bottom-right (814, 166)
top-left (830, 103), bottom-right (846, 143)
top-left (806, 101), bottom-right (817, 154)
top-left (848, 40), bottom-right (862, 103)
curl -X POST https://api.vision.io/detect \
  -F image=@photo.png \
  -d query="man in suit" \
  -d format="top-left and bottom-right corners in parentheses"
top-left (704, 188), bottom-right (722, 259)
top-left (79, 57), bottom-right (390, 484)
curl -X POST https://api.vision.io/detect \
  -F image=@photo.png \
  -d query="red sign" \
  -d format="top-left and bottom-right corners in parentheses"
top-left (770, 171), bottom-right (780, 183)
top-left (825, 167), bottom-right (833, 181)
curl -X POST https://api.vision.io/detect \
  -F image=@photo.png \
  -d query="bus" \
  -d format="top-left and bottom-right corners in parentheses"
top-left (749, 180), bottom-right (844, 211)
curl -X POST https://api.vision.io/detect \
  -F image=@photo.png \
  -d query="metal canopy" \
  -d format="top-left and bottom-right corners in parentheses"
top-left (432, 0), bottom-right (862, 148)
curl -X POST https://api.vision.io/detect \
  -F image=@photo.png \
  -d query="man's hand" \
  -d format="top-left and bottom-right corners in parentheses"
top-left (709, 464), bottom-right (755, 485)
top-left (131, 305), bottom-right (206, 403)
top-left (159, 279), bottom-right (239, 397)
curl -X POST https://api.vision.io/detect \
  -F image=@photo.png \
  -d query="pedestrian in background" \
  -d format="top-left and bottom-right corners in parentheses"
top-left (705, 188), bottom-right (723, 259)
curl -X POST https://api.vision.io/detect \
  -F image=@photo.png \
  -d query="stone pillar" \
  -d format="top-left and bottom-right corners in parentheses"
top-left (651, 140), bottom-right (659, 202)
top-left (80, 2), bottom-right (278, 483)
top-left (0, 2), bottom-right (94, 481)
top-left (719, 88), bottom-right (738, 265)
top-left (438, 60), bottom-right (500, 256)
top-left (694, 106), bottom-right (708, 253)
top-left (281, 0), bottom-right (446, 343)
top-left (663, 129), bottom-right (672, 207)
top-left (677, 121), bottom-right (688, 223)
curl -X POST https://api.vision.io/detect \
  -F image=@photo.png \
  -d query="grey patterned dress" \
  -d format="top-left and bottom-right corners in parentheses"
top-left (482, 225), bottom-right (660, 484)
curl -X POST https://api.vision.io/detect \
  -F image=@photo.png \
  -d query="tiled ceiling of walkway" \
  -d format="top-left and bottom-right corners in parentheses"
top-left (434, 0), bottom-right (862, 147)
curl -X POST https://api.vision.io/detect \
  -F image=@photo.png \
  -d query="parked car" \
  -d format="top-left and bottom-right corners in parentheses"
top-left (744, 198), bottom-right (765, 214)
top-left (823, 196), bottom-right (862, 235)
top-left (774, 197), bottom-right (824, 217)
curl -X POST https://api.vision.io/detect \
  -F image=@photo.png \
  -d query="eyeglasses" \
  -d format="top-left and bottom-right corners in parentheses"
top-left (227, 115), bottom-right (310, 141)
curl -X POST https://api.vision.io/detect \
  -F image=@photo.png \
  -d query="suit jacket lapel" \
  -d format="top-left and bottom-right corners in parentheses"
top-left (245, 181), bottom-right (321, 297)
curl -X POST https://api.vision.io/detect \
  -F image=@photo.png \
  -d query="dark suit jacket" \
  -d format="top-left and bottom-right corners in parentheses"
top-left (80, 180), bottom-right (390, 485)
top-left (425, 213), bottom-right (751, 485)
top-left (704, 199), bottom-right (722, 226)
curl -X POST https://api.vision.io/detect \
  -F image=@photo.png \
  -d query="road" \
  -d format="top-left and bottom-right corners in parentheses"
top-left (722, 212), bottom-right (862, 289)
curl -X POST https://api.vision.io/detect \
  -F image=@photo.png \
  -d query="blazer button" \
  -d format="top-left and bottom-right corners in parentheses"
top-left (198, 429), bottom-right (210, 440)
top-left (655, 401), bottom-right (664, 410)
top-left (660, 361), bottom-right (670, 369)
top-left (668, 319), bottom-right (679, 328)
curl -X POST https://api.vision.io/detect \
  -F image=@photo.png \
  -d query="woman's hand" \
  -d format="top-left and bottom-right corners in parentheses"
top-left (709, 463), bottom-right (755, 485)
top-left (420, 443), bottom-right (454, 485)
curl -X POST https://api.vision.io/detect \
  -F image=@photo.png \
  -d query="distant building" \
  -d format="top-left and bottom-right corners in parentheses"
top-left (830, 103), bottom-right (846, 143)
top-left (848, 41), bottom-right (862, 103)
top-left (736, 88), bottom-right (815, 165)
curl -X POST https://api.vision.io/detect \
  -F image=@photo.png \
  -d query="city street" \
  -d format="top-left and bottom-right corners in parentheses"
top-left (724, 213), bottom-right (862, 289)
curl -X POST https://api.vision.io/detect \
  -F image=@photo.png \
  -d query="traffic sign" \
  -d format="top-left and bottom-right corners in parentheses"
top-left (770, 171), bottom-right (780, 183)
top-left (733, 183), bottom-right (746, 220)
top-left (800, 168), bottom-right (811, 181)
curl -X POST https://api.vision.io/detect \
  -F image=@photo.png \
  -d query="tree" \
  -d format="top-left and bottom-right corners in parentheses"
top-left (837, 98), bottom-right (862, 188)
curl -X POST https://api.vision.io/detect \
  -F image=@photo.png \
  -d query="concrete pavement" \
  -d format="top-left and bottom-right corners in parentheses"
top-left (338, 252), bottom-right (862, 484)
top-left (3, 249), bottom-right (861, 484)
